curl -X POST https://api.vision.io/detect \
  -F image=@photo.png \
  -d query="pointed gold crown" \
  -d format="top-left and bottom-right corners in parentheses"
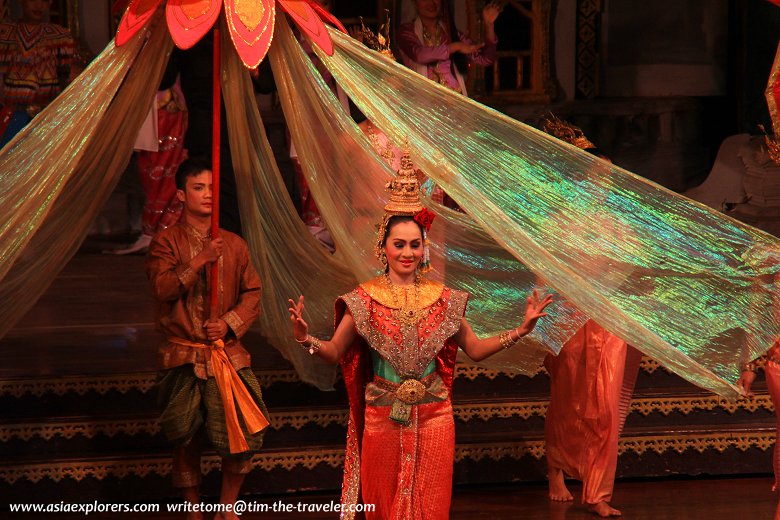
top-left (359, 13), bottom-right (395, 59)
top-left (759, 125), bottom-right (780, 166)
top-left (383, 143), bottom-right (424, 215)
top-left (541, 113), bottom-right (596, 150)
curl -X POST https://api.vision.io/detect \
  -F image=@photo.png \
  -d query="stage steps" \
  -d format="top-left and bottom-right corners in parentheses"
top-left (0, 352), bottom-right (775, 503)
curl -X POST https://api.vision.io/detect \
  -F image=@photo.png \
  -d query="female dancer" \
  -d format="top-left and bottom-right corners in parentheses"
top-left (288, 149), bottom-right (552, 519)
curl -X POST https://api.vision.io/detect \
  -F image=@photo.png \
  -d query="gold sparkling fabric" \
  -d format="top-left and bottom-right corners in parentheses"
top-left (308, 26), bottom-right (780, 397)
top-left (220, 20), bottom-right (353, 389)
top-left (3, 12), bottom-right (779, 399)
top-left (269, 16), bottom-right (588, 377)
top-left (0, 14), bottom-right (172, 339)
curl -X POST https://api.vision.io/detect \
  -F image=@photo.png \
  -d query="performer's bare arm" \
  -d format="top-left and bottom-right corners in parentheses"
top-left (288, 295), bottom-right (358, 364)
top-left (455, 290), bottom-right (552, 362)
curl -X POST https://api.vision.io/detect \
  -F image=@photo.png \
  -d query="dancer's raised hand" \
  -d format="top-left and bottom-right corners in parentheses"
top-left (288, 295), bottom-right (309, 342)
top-left (518, 289), bottom-right (553, 336)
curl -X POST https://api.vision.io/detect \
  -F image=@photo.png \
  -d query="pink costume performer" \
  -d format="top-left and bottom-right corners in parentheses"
top-left (396, 1), bottom-right (500, 210)
top-left (338, 154), bottom-right (463, 519)
top-left (396, 3), bottom-right (497, 96)
top-left (541, 115), bottom-right (642, 516)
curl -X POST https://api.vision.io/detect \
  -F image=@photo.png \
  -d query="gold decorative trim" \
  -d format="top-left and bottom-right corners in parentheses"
top-left (0, 370), bottom-right (300, 398)
top-left (0, 449), bottom-right (346, 485)
top-left (248, 449), bottom-right (344, 472)
top-left (457, 356), bottom-right (665, 380)
top-left (0, 356), bottom-right (675, 398)
top-left (1, 431), bottom-right (775, 484)
top-left (454, 431), bottom-right (777, 463)
top-left (2, 394), bottom-right (774, 443)
top-left (455, 394), bottom-right (775, 423)
top-left (618, 431), bottom-right (776, 456)
top-left (640, 357), bottom-right (671, 374)
top-left (454, 401), bottom-right (548, 421)
top-left (0, 420), bottom-right (161, 443)
top-left (268, 409), bottom-right (347, 430)
top-left (455, 440), bottom-right (546, 462)
top-left (631, 394), bottom-right (773, 416)
top-left (0, 458), bottom-right (172, 485)
top-left (455, 364), bottom-right (534, 381)
top-left (0, 374), bottom-right (157, 398)
top-left (0, 410), bottom-right (351, 442)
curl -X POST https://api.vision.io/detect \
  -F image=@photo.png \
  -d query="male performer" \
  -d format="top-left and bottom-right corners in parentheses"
top-left (147, 158), bottom-right (269, 520)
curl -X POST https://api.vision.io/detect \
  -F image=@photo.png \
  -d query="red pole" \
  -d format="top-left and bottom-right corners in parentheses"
top-left (210, 25), bottom-right (221, 321)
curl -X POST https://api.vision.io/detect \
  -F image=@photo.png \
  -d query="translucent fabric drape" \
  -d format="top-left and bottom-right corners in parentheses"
top-left (0, 14), bottom-right (172, 339)
top-left (2, 10), bottom-right (778, 398)
top-left (220, 20), bottom-right (354, 389)
top-left (310, 27), bottom-right (780, 397)
top-left (269, 16), bottom-right (586, 374)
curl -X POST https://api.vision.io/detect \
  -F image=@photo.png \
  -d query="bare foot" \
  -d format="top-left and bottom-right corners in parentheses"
top-left (588, 501), bottom-right (621, 517)
top-left (548, 467), bottom-right (573, 501)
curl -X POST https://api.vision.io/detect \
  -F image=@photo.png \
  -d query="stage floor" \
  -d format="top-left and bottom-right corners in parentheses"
top-left (10, 477), bottom-right (779, 519)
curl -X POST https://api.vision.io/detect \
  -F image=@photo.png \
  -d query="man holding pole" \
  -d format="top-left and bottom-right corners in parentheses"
top-left (147, 157), bottom-right (269, 520)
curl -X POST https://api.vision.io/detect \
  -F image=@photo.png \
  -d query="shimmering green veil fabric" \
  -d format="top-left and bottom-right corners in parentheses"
top-left (0, 15), bottom-right (171, 339)
top-left (306, 26), bottom-right (780, 397)
top-left (220, 19), bottom-right (354, 389)
top-left (269, 16), bottom-right (586, 375)
top-left (1, 10), bottom-right (778, 398)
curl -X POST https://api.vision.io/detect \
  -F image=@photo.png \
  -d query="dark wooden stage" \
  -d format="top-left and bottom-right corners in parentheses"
top-left (1, 238), bottom-right (779, 518)
top-left (10, 478), bottom-right (780, 518)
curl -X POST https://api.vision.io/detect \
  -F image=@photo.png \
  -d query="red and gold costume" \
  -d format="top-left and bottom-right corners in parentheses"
top-left (0, 21), bottom-right (74, 107)
top-left (333, 144), bottom-right (462, 519)
top-left (337, 275), bottom-right (468, 520)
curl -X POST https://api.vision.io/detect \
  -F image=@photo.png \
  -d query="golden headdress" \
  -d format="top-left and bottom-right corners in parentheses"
top-left (541, 113), bottom-right (596, 150)
top-left (383, 146), bottom-right (424, 215)
top-left (358, 13), bottom-right (395, 60)
top-left (375, 144), bottom-right (434, 272)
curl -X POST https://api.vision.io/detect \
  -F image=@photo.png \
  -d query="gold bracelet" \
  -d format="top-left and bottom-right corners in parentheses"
top-left (302, 335), bottom-right (322, 355)
top-left (499, 330), bottom-right (517, 349)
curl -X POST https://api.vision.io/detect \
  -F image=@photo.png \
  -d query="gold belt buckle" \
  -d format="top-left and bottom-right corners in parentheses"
top-left (396, 378), bottom-right (426, 404)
